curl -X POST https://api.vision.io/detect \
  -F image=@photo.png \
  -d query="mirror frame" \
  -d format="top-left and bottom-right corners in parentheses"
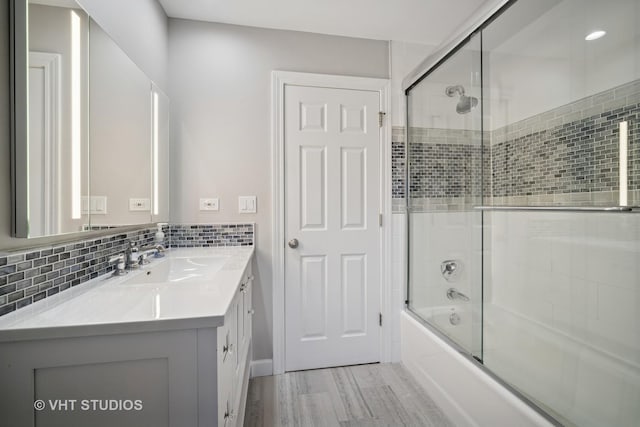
top-left (9, 0), bottom-right (29, 237)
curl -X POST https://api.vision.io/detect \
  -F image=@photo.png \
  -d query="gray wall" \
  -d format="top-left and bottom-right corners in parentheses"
top-left (0, 0), bottom-right (168, 251)
top-left (90, 22), bottom-right (152, 226)
top-left (78, 0), bottom-right (169, 91)
top-left (168, 19), bottom-right (389, 361)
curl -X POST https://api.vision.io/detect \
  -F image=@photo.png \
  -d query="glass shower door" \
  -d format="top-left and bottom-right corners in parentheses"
top-left (481, 0), bottom-right (640, 425)
top-left (406, 33), bottom-right (484, 358)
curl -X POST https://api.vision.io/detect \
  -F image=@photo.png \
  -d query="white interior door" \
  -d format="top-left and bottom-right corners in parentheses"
top-left (285, 85), bottom-right (381, 371)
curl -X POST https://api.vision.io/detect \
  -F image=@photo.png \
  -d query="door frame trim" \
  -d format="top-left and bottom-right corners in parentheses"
top-left (271, 71), bottom-right (392, 374)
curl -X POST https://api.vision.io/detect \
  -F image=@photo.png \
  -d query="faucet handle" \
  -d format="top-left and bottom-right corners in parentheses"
top-left (108, 254), bottom-right (127, 276)
top-left (441, 260), bottom-right (462, 282)
top-left (108, 253), bottom-right (124, 264)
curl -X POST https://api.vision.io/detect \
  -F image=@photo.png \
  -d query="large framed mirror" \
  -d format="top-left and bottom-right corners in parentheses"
top-left (10, 0), bottom-right (169, 238)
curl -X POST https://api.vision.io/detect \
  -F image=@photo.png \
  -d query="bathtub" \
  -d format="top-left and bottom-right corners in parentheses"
top-left (403, 303), bottom-right (640, 427)
top-left (401, 310), bottom-right (555, 427)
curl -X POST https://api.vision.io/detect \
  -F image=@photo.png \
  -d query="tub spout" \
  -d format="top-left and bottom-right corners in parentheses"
top-left (446, 288), bottom-right (470, 302)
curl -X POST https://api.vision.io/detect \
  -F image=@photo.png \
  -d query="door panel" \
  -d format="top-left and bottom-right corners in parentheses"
top-left (341, 147), bottom-right (367, 229)
top-left (300, 146), bottom-right (327, 230)
top-left (285, 85), bottom-right (381, 371)
top-left (300, 255), bottom-right (328, 340)
top-left (341, 254), bottom-right (367, 336)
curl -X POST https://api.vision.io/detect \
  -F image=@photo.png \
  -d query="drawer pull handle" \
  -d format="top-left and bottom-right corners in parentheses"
top-left (248, 309), bottom-right (255, 315)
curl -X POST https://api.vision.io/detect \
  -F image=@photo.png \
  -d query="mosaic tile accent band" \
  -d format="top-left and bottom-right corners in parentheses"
top-left (0, 223), bottom-right (255, 318)
top-left (408, 142), bottom-right (485, 199)
top-left (392, 127), bottom-right (406, 200)
top-left (394, 80), bottom-right (640, 206)
top-left (167, 224), bottom-right (254, 247)
top-left (491, 102), bottom-right (640, 197)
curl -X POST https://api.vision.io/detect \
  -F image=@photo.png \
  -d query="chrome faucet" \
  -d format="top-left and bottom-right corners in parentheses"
top-left (139, 243), bottom-right (167, 259)
top-left (108, 254), bottom-right (127, 276)
top-left (125, 240), bottom-right (140, 270)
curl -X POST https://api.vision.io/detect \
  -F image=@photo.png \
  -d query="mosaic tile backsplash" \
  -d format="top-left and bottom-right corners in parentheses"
top-left (0, 223), bottom-right (255, 317)
top-left (168, 224), bottom-right (254, 247)
top-left (393, 79), bottom-right (640, 207)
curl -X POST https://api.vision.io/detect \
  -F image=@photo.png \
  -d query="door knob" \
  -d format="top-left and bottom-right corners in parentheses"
top-left (288, 238), bottom-right (299, 248)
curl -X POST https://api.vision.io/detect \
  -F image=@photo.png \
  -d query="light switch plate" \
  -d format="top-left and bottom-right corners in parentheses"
top-left (129, 198), bottom-right (150, 211)
top-left (199, 198), bottom-right (219, 211)
top-left (82, 196), bottom-right (108, 214)
top-left (91, 196), bottom-right (107, 214)
top-left (238, 196), bottom-right (257, 213)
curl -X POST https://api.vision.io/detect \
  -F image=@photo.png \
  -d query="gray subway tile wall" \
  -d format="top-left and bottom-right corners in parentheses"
top-left (0, 223), bottom-right (255, 317)
top-left (393, 79), bottom-right (640, 208)
top-left (491, 103), bottom-right (640, 198)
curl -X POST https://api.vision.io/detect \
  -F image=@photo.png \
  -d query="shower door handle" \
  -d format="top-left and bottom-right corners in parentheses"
top-left (288, 238), bottom-right (299, 249)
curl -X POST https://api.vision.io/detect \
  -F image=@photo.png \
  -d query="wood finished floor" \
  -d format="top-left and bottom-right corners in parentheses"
top-left (243, 363), bottom-right (454, 427)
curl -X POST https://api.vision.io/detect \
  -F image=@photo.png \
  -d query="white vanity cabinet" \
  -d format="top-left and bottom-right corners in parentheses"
top-left (0, 247), bottom-right (254, 427)
top-left (217, 263), bottom-right (253, 427)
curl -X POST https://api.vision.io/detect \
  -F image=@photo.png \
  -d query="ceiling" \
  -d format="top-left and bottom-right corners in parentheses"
top-left (157, 0), bottom-right (490, 45)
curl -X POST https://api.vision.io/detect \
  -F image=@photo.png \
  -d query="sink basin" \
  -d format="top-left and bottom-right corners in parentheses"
top-left (122, 255), bottom-right (229, 285)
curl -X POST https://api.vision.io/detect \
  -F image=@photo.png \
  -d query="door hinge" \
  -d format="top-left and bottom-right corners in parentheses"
top-left (378, 111), bottom-right (386, 128)
top-left (379, 213), bottom-right (383, 227)
top-left (379, 313), bottom-right (383, 326)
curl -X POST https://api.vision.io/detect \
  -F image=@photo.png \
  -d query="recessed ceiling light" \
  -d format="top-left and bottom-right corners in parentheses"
top-left (585, 30), bottom-right (606, 41)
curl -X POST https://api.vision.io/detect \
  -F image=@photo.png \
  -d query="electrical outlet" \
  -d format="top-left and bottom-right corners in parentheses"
top-left (238, 196), bottom-right (257, 213)
top-left (199, 198), bottom-right (219, 211)
top-left (129, 198), bottom-right (150, 211)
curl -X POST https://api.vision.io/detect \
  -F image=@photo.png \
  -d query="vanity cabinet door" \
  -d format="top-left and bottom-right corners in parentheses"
top-left (218, 308), bottom-right (236, 426)
top-left (243, 277), bottom-right (253, 353)
top-left (239, 265), bottom-right (253, 360)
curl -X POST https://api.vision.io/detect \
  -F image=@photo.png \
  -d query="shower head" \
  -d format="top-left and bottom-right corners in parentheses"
top-left (445, 85), bottom-right (478, 114)
top-left (456, 95), bottom-right (478, 114)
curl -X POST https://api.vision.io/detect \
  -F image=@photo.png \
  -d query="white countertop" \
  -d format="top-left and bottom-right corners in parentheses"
top-left (0, 247), bottom-right (254, 343)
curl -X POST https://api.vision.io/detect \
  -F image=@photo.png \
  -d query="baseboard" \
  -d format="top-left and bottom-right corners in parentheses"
top-left (250, 359), bottom-right (273, 377)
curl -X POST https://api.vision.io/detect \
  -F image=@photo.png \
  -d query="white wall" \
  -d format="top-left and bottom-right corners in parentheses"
top-left (168, 19), bottom-right (389, 361)
top-left (0, 0), bottom-right (168, 251)
top-left (390, 40), bottom-right (435, 127)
